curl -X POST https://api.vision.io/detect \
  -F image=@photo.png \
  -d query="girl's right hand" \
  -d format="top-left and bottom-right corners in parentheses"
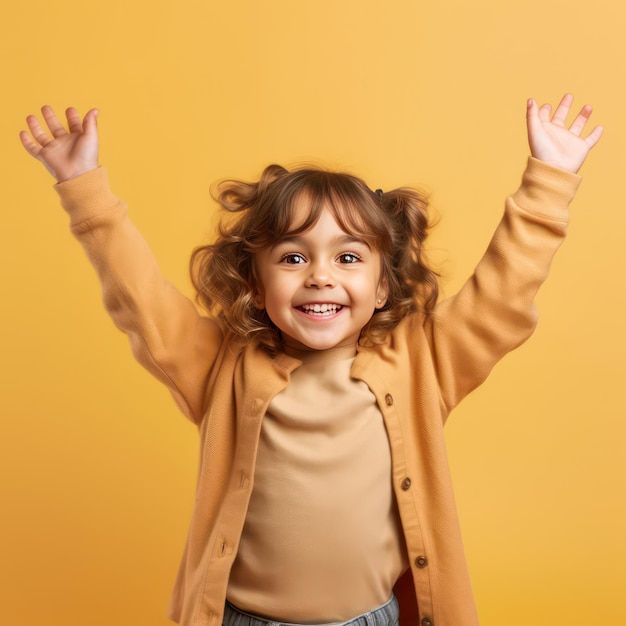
top-left (19, 106), bottom-right (99, 183)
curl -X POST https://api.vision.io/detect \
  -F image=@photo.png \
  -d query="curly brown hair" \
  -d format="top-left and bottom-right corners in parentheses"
top-left (190, 164), bottom-right (438, 354)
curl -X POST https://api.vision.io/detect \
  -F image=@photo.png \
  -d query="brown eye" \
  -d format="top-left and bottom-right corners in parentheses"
top-left (337, 252), bottom-right (361, 264)
top-left (280, 253), bottom-right (306, 264)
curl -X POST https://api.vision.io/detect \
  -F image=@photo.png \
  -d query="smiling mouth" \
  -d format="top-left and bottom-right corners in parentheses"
top-left (297, 303), bottom-right (343, 316)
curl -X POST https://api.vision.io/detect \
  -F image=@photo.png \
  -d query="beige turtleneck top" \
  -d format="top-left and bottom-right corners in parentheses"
top-left (227, 344), bottom-right (408, 622)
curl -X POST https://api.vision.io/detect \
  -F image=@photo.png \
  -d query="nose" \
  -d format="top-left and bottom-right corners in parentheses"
top-left (305, 260), bottom-right (335, 289)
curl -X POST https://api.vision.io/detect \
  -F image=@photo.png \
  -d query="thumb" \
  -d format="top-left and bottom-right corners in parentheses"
top-left (526, 98), bottom-right (542, 155)
top-left (526, 98), bottom-right (540, 135)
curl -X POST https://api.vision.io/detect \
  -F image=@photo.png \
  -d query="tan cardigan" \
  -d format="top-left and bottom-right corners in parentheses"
top-left (56, 158), bottom-right (580, 626)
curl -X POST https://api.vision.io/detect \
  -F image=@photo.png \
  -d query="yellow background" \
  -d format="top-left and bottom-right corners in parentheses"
top-left (1, 1), bottom-right (624, 625)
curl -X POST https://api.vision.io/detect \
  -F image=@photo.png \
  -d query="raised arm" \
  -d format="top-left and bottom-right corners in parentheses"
top-left (426, 94), bottom-right (602, 414)
top-left (20, 107), bottom-right (223, 423)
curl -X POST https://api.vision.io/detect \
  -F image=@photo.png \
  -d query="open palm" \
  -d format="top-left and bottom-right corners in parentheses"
top-left (527, 94), bottom-right (603, 174)
top-left (20, 105), bottom-right (99, 182)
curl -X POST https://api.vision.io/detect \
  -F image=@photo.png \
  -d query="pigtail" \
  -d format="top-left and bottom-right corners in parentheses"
top-left (383, 186), bottom-right (438, 312)
top-left (361, 186), bottom-right (438, 345)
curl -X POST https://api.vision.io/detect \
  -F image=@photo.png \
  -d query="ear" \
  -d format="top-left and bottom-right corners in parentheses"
top-left (375, 278), bottom-right (389, 309)
top-left (251, 277), bottom-right (266, 310)
top-left (249, 261), bottom-right (266, 309)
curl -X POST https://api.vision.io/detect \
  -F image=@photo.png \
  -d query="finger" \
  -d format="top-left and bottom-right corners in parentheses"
top-left (65, 107), bottom-right (83, 133)
top-left (585, 125), bottom-right (604, 149)
top-left (568, 104), bottom-right (593, 136)
top-left (26, 114), bottom-right (53, 146)
top-left (538, 103), bottom-right (552, 123)
top-left (41, 105), bottom-right (68, 138)
top-left (526, 98), bottom-right (541, 133)
top-left (82, 108), bottom-right (99, 136)
top-left (550, 93), bottom-right (574, 127)
top-left (19, 129), bottom-right (43, 157)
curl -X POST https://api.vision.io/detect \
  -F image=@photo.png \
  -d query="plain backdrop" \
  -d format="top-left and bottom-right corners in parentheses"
top-left (1, 1), bottom-right (624, 625)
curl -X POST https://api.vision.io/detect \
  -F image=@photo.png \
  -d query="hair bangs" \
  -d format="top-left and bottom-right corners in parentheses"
top-left (321, 176), bottom-right (392, 251)
top-left (254, 169), bottom-right (390, 251)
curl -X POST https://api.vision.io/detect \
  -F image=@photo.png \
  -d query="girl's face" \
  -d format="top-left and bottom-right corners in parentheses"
top-left (254, 207), bottom-right (388, 352)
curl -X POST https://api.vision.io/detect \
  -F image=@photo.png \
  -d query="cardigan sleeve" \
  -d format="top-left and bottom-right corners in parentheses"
top-left (55, 167), bottom-right (224, 423)
top-left (424, 157), bottom-right (581, 414)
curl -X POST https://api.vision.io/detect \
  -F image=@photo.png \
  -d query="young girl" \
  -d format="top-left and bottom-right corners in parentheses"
top-left (20, 95), bottom-right (602, 626)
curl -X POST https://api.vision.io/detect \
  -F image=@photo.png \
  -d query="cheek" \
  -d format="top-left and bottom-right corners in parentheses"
top-left (349, 274), bottom-right (380, 307)
top-left (259, 273), bottom-right (292, 311)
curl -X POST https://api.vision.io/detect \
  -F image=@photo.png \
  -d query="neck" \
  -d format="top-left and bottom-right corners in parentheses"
top-left (282, 343), bottom-right (357, 364)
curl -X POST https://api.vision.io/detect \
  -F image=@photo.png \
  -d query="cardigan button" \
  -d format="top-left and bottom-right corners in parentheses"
top-left (421, 618), bottom-right (433, 626)
top-left (384, 393), bottom-right (393, 406)
top-left (401, 477), bottom-right (412, 490)
top-left (415, 555), bottom-right (428, 568)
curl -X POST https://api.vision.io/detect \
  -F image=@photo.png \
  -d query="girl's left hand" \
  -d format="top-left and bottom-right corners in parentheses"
top-left (526, 94), bottom-right (603, 173)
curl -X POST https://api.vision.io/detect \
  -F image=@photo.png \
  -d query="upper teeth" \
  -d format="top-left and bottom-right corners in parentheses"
top-left (301, 303), bottom-right (340, 313)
